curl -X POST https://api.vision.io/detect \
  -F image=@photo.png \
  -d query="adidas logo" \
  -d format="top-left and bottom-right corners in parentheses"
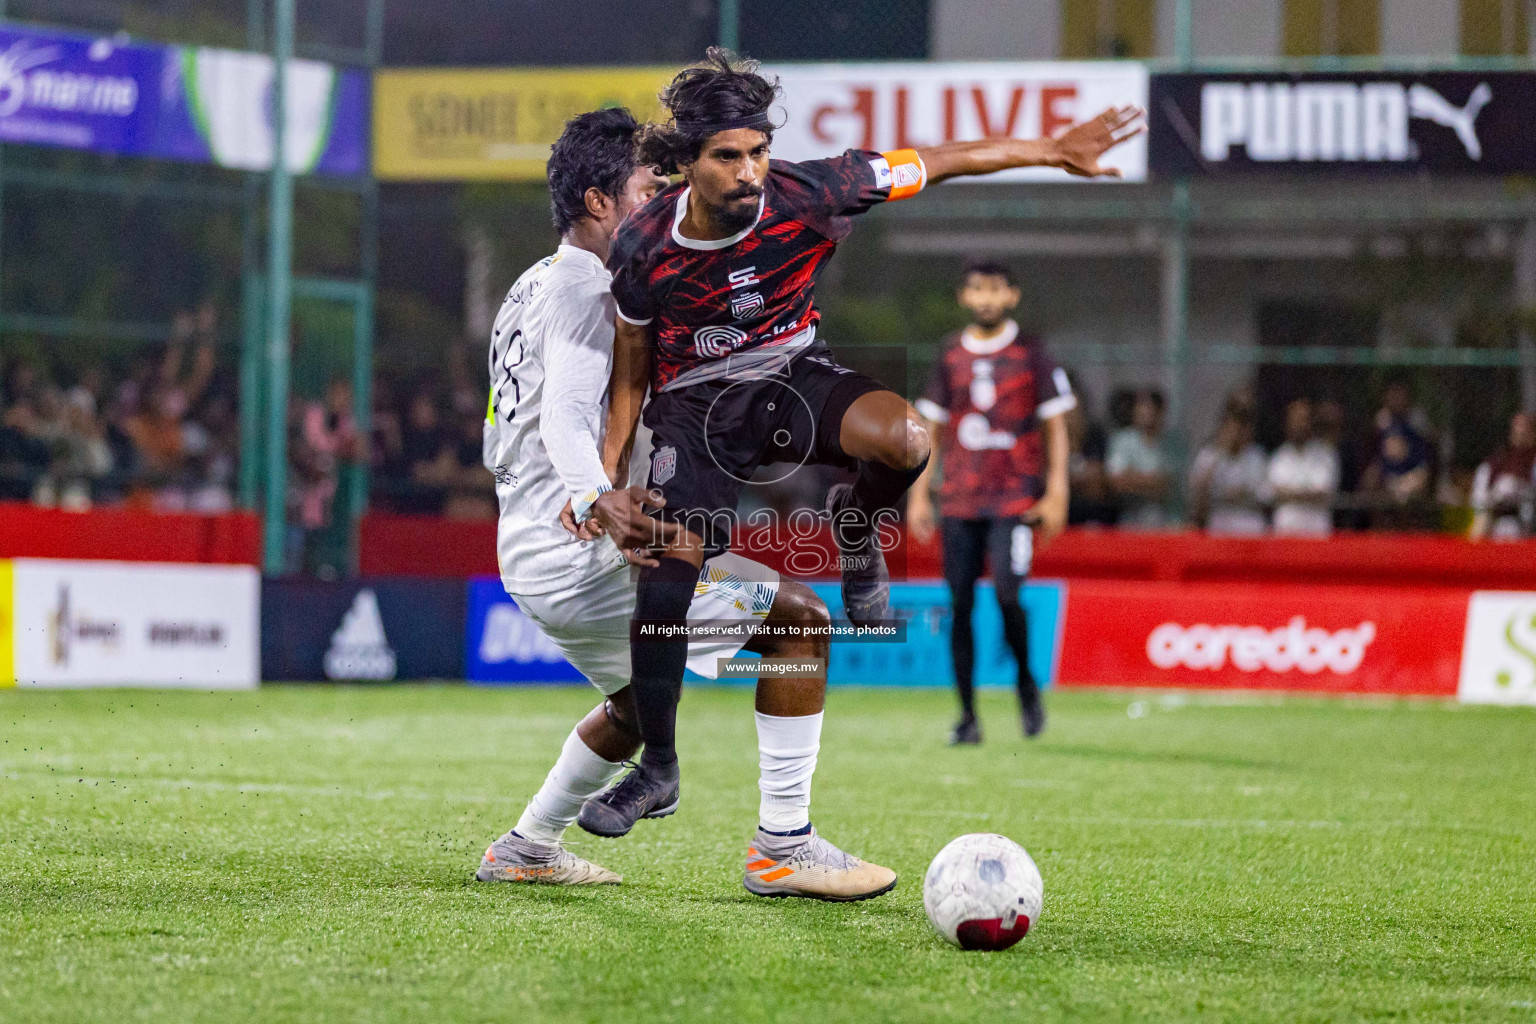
top-left (323, 588), bottom-right (398, 680)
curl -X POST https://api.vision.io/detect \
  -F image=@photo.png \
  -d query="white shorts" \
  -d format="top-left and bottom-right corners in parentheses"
top-left (508, 551), bottom-right (780, 697)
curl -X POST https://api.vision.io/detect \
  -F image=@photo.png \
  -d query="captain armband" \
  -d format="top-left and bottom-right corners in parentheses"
top-left (868, 149), bottom-right (927, 201)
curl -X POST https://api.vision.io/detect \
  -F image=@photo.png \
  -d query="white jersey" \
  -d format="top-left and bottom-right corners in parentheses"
top-left (485, 245), bottom-right (638, 595)
top-left (483, 243), bottom-right (780, 689)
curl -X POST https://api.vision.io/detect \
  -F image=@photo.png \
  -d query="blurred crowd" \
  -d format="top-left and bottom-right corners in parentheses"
top-left (1, 306), bottom-right (239, 514)
top-left (1062, 375), bottom-right (1536, 540)
top-left (0, 315), bottom-right (497, 533)
top-left (7, 327), bottom-right (1536, 542)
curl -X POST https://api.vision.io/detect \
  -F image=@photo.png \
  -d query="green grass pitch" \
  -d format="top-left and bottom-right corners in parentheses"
top-left (2, 684), bottom-right (1534, 1023)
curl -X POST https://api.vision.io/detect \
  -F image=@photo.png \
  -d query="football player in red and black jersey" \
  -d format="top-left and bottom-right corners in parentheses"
top-left (910, 261), bottom-right (1075, 745)
top-left (578, 48), bottom-right (1141, 838)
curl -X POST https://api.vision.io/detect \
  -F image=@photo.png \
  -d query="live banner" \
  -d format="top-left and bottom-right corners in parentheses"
top-left (1150, 71), bottom-right (1536, 175)
top-left (373, 62), bottom-right (1148, 182)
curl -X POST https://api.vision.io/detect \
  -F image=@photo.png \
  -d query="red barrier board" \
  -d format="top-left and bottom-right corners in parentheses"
top-left (0, 502), bottom-right (260, 565)
top-left (1057, 580), bottom-right (1466, 696)
top-left (357, 515), bottom-right (1536, 590)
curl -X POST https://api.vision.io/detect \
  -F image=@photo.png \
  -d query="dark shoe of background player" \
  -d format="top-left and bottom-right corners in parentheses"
top-left (825, 483), bottom-right (890, 628)
top-left (577, 760), bottom-right (680, 838)
top-left (949, 717), bottom-right (982, 745)
top-left (1021, 691), bottom-right (1046, 738)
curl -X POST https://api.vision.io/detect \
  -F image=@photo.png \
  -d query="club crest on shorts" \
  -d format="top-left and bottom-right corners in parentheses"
top-left (652, 445), bottom-right (678, 485)
top-left (730, 290), bottom-right (764, 320)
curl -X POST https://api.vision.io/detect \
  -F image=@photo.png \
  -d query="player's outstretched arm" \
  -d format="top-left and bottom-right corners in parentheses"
top-left (917, 106), bottom-right (1145, 184)
top-left (602, 317), bottom-right (652, 484)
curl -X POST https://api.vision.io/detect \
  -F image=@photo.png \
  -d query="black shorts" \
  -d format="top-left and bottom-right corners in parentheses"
top-left (941, 516), bottom-right (1034, 604)
top-left (641, 352), bottom-right (890, 553)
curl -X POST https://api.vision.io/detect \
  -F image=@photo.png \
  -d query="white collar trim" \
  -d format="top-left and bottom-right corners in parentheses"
top-left (960, 320), bottom-right (1019, 355)
top-left (555, 243), bottom-right (604, 267)
top-left (671, 186), bottom-right (763, 250)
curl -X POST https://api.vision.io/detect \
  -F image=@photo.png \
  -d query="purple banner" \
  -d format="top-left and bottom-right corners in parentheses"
top-left (0, 22), bottom-right (368, 177)
top-left (0, 26), bottom-right (161, 154)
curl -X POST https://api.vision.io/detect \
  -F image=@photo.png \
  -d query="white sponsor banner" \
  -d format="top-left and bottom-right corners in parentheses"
top-left (1458, 591), bottom-right (1536, 705)
top-left (764, 61), bottom-right (1148, 183)
top-left (12, 559), bottom-right (259, 689)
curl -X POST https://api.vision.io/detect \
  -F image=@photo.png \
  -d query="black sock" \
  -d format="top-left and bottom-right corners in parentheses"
top-left (999, 601), bottom-right (1039, 708)
top-left (951, 595), bottom-right (976, 720)
top-left (630, 557), bottom-right (697, 771)
top-left (837, 454), bottom-right (930, 548)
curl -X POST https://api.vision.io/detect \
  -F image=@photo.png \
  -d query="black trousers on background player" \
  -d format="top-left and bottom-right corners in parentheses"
top-left (941, 516), bottom-right (1040, 723)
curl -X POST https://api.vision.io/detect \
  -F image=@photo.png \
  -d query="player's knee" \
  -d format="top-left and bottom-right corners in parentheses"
top-left (904, 415), bottom-right (933, 469)
top-left (996, 592), bottom-right (1023, 615)
top-left (767, 582), bottom-right (831, 658)
top-left (877, 414), bottom-right (931, 471)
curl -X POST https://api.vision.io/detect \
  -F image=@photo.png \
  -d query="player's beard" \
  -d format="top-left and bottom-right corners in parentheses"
top-left (713, 189), bottom-right (762, 234)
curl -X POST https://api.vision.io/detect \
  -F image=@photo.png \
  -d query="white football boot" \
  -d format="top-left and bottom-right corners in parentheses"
top-left (743, 826), bottom-right (897, 902)
top-left (476, 830), bottom-right (621, 885)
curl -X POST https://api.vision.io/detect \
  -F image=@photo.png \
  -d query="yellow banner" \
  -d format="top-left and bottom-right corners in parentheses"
top-left (374, 67), bottom-right (676, 181)
top-left (0, 560), bottom-right (13, 687)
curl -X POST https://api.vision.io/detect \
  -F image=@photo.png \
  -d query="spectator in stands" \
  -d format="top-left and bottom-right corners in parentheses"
top-left (399, 389), bottom-right (454, 513)
top-left (1065, 374), bottom-right (1116, 527)
top-left (1268, 398), bottom-right (1339, 537)
top-left (1470, 411), bottom-right (1536, 540)
top-left (1362, 381), bottom-right (1435, 530)
top-left (186, 390), bottom-right (238, 513)
top-left (1312, 398), bottom-right (1365, 531)
top-left (1188, 400), bottom-right (1269, 536)
top-left (443, 408), bottom-right (497, 519)
top-left (124, 385), bottom-right (190, 507)
top-left (1107, 387), bottom-right (1171, 528)
top-left (32, 388), bottom-right (113, 510)
top-left (285, 380), bottom-right (364, 574)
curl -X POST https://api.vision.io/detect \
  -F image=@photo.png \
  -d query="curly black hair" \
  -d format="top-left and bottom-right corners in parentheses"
top-left (546, 107), bottom-right (642, 234)
top-left (637, 47), bottom-right (782, 174)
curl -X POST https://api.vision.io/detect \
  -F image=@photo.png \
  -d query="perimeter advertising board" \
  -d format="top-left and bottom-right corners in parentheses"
top-left (768, 62), bottom-right (1147, 182)
top-left (809, 581), bottom-right (1063, 687)
top-left (1149, 71), bottom-right (1536, 175)
top-left (464, 578), bottom-right (585, 685)
top-left (373, 67), bottom-right (674, 180)
top-left (261, 578), bottom-right (466, 682)
top-left (0, 23), bottom-right (367, 175)
top-left (1458, 592), bottom-right (1536, 705)
top-left (373, 62), bottom-right (1147, 182)
top-left (0, 560), bottom-right (12, 687)
top-left (1057, 580), bottom-right (1465, 696)
top-left (8, 559), bottom-right (258, 689)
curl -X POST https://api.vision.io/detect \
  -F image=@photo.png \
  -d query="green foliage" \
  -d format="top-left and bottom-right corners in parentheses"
top-left (2, 685), bottom-right (1533, 1023)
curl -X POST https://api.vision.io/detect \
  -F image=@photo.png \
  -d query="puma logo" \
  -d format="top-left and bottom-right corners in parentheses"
top-left (1408, 82), bottom-right (1492, 160)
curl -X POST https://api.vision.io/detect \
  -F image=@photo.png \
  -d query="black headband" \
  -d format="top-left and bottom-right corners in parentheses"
top-left (675, 111), bottom-right (772, 137)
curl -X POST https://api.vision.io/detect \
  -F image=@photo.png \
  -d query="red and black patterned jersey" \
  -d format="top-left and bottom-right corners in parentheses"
top-left (608, 148), bottom-right (927, 393)
top-left (916, 321), bottom-right (1077, 520)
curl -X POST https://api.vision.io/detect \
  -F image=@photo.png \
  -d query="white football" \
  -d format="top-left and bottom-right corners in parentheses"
top-left (922, 833), bottom-right (1043, 950)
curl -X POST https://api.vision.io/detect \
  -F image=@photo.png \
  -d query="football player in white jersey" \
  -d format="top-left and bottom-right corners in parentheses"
top-left (475, 109), bottom-right (895, 901)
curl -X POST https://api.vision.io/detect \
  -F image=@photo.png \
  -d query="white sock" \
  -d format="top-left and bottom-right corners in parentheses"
top-left (513, 725), bottom-right (625, 845)
top-left (755, 711), bottom-right (823, 833)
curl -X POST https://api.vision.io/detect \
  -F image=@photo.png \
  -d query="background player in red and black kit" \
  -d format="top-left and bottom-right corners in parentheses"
top-left (910, 262), bottom-right (1074, 744)
top-left (580, 49), bottom-right (1142, 837)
